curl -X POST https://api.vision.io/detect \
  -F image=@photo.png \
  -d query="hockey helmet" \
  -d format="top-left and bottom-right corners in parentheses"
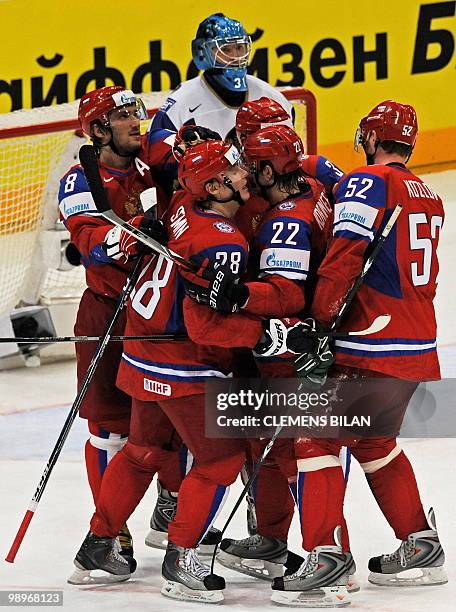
top-left (192, 13), bottom-right (251, 92)
top-left (236, 97), bottom-right (290, 138)
top-left (178, 140), bottom-right (242, 200)
top-left (243, 125), bottom-right (304, 175)
top-left (78, 86), bottom-right (147, 137)
top-left (355, 100), bottom-right (418, 151)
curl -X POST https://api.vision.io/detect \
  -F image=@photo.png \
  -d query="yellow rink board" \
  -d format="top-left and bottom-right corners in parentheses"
top-left (0, 0), bottom-right (454, 172)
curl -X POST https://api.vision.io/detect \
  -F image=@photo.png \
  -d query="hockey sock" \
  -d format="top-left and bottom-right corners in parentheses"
top-left (297, 458), bottom-right (346, 551)
top-left (168, 453), bottom-right (244, 548)
top-left (90, 441), bottom-right (167, 537)
top-left (85, 422), bottom-right (128, 505)
top-left (255, 460), bottom-right (295, 541)
top-left (363, 450), bottom-right (427, 540)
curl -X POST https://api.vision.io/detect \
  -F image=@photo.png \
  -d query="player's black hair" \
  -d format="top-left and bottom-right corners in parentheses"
top-left (259, 161), bottom-right (311, 195)
top-left (379, 140), bottom-right (412, 159)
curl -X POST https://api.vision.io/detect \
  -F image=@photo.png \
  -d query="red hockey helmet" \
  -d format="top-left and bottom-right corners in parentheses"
top-left (78, 86), bottom-right (147, 137)
top-left (243, 124), bottom-right (303, 174)
top-left (355, 100), bottom-right (418, 150)
top-left (235, 97), bottom-right (290, 137)
top-left (178, 140), bottom-right (242, 200)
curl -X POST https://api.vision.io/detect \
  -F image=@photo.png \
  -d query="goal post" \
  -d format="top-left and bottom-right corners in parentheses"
top-left (0, 87), bottom-right (317, 364)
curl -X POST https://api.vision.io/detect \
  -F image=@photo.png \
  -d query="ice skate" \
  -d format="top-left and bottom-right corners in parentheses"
top-left (217, 534), bottom-right (288, 580)
top-left (161, 541), bottom-right (226, 603)
top-left (284, 550), bottom-right (359, 594)
top-left (344, 552), bottom-right (360, 593)
top-left (117, 523), bottom-right (135, 563)
top-left (271, 528), bottom-right (350, 608)
top-left (145, 482), bottom-right (178, 550)
top-left (145, 482), bottom-right (221, 556)
top-left (368, 508), bottom-right (447, 587)
top-left (68, 532), bottom-right (135, 585)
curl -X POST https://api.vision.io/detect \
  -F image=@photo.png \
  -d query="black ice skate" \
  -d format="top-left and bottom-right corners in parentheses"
top-left (145, 481), bottom-right (221, 556)
top-left (368, 508), bottom-right (447, 587)
top-left (271, 527), bottom-right (350, 608)
top-left (117, 523), bottom-right (135, 563)
top-left (217, 534), bottom-right (288, 580)
top-left (145, 482), bottom-right (178, 550)
top-left (161, 541), bottom-right (226, 603)
top-left (68, 532), bottom-right (135, 585)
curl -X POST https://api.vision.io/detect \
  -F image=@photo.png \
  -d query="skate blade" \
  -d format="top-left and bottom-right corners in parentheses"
top-left (368, 566), bottom-right (448, 587)
top-left (161, 580), bottom-right (224, 604)
top-left (346, 574), bottom-right (360, 593)
top-left (271, 586), bottom-right (350, 608)
top-left (145, 528), bottom-right (168, 550)
top-left (217, 550), bottom-right (283, 581)
top-left (67, 566), bottom-right (131, 585)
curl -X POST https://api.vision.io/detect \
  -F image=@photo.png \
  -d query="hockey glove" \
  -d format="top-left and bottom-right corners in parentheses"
top-left (173, 125), bottom-right (222, 161)
top-left (103, 215), bottom-right (168, 261)
top-left (291, 318), bottom-right (334, 387)
top-left (253, 318), bottom-right (299, 358)
top-left (181, 255), bottom-right (249, 314)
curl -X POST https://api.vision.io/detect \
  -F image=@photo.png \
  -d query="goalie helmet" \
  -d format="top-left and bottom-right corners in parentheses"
top-left (178, 140), bottom-right (241, 200)
top-left (236, 97), bottom-right (290, 138)
top-left (78, 86), bottom-right (147, 137)
top-left (355, 100), bottom-right (418, 150)
top-left (243, 125), bottom-right (304, 175)
top-left (192, 13), bottom-right (251, 92)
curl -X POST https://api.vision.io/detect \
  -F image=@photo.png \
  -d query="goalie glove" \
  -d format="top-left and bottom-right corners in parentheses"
top-left (181, 255), bottom-right (249, 314)
top-left (103, 215), bottom-right (168, 261)
top-left (173, 125), bottom-right (222, 161)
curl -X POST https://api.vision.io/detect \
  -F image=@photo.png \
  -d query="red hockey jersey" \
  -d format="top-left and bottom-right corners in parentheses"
top-left (311, 162), bottom-right (444, 381)
top-left (244, 177), bottom-right (333, 318)
top-left (116, 191), bottom-right (262, 401)
top-left (58, 130), bottom-right (175, 298)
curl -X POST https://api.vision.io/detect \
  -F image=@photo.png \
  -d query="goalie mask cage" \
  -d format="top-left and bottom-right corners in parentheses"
top-left (0, 87), bottom-right (316, 320)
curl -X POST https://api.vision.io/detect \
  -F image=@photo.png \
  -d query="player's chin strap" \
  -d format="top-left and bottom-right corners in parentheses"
top-left (207, 175), bottom-right (245, 206)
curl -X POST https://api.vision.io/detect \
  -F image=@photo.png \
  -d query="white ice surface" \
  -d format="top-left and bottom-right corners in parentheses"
top-left (0, 170), bottom-right (455, 611)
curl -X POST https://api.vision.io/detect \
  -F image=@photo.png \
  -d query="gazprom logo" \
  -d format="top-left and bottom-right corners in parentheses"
top-left (64, 202), bottom-right (90, 216)
top-left (266, 251), bottom-right (302, 269)
top-left (339, 204), bottom-right (366, 225)
top-left (112, 90), bottom-right (135, 107)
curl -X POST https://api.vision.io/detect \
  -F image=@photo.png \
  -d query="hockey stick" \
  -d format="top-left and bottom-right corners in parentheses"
top-left (0, 315), bottom-right (390, 345)
top-left (5, 145), bottom-right (156, 563)
top-left (0, 333), bottom-right (188, 344)
top-left (209, 204), bottom-right (402, 573)
top-left (5, 256), bottom-right (144, 563)
top-left (79, 145), bottom-right (195, 271)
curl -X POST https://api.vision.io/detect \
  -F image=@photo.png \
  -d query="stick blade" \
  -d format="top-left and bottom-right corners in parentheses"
top-left (350, 314), bottom-right (391, 336)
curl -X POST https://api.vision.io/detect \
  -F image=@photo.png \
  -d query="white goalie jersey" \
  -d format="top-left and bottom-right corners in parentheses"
top-left (149, 74), bottom-right (293, 138)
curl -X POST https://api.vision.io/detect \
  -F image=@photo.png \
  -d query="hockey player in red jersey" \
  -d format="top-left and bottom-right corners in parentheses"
top-left (269, 101), bottom-right (447, 607)
top-left (181, 125), bottom-right (354, 585)
top-left (59, 85), bottom-right (180, 564)
top-left (70, 141), bottom-right (274, 602)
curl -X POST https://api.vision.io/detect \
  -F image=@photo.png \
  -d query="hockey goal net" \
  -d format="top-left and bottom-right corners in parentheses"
top-left (0, 87), bottom-right (316, 319)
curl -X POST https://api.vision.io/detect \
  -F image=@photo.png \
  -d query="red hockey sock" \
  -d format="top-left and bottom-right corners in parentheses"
top-left (168, 453), bottom-right (244, 548)
top-left (255, 461), bottom-right (295, 541)
top-left (365, 451), bottom-right (427, 540)
top-left (90, 441), bottom-right (166, 537)
top-left (297, 466), bottom-right (346, 551)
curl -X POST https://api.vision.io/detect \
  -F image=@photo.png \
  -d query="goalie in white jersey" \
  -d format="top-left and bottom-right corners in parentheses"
top-left (150, 12), bottom-right (293, 138)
